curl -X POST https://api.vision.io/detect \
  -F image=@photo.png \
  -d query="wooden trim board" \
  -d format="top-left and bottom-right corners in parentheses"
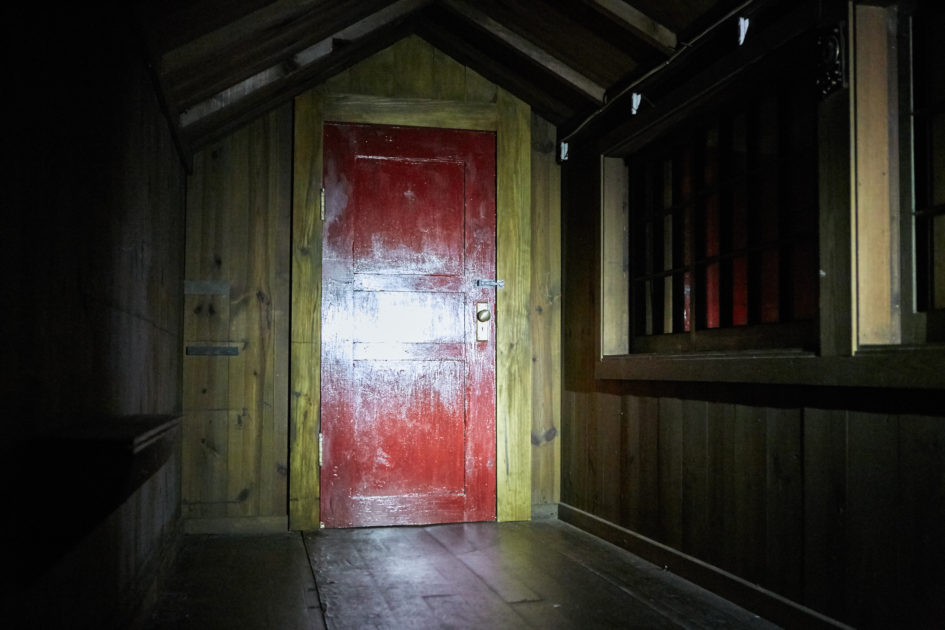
top-left (557, 503), bottom-right (854, 630)
top-left (289, 39), bottom-right (532, 529)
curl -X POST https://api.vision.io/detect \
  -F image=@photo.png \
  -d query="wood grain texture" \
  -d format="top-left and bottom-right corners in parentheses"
top-left (304, 520), bottom-right (777, 630)
top-left (802, 407), bottom-right (847, 620)
top-left (764, 407), bottom-right (802, 600)
top-left (898, 414), bottom-right (945, 628)
top-left (845, 411), bottom-right (900, 628)
top-left (658, 397), bottom-right (684, 549)
top-left (529, 114), bottom-right (562, 508)
top-left (183, 103), bottom-right (292, 524)
top-left (289, 87), bottom-right (324, 530)
top-left (854, 5), bottom-right (899, 345)
top-left (288, 35), bottom-right (537, 527)
top-left (681, 399), bottom-right (709, 556)
top-left (323, 95), bottom-right (498, 130)
top-left (733, 404), bottom-right (766, 584)
top-left (817, 59), bottom-right (854, 357)
top-left (594, 393), bottom-right (622, 523)
top-left (496, 86), bottom-right (533, 521)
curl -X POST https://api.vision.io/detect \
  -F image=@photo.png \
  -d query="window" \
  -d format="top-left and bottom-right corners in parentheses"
top-left (910, 0), bottom-right (945, 339)
top-left (595, 2), bottom-right (945, 388)
top-left (623, 64), bottom-right (819, 354)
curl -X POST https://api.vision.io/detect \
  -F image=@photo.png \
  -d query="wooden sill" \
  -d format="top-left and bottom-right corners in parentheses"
top-left (9, 414), bottom-right (182, 582)
top-left (596, 346), bottom-right (945, 389)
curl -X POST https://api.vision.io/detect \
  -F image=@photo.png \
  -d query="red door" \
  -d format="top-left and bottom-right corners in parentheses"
top-left (320, 122), bottom-right (497, 527)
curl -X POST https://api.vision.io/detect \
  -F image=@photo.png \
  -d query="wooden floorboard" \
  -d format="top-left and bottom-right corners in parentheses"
top-left (304, 520), bottom-right (780, 629)
top-left (146, 520), bottom-right (779, 629)
top-left (146, 532), bottom-right (325, 630)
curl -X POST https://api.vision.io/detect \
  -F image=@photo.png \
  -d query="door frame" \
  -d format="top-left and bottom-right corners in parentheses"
top-left (288, 87), bottom-right (532, 529)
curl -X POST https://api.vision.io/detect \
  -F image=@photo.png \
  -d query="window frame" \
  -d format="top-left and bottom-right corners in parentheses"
top-left (897, 0), bottom-right (945, 343)
top-left (621, 69), bottom-right (820, 355)
top-left (592, 0), bottom-right (945, 390)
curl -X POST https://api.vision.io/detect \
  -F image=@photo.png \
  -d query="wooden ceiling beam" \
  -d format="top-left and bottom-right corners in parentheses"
top-left (413, 7), bottom-right (594, 125)
top-left (441, 0), bottom-right (606, 104)
top-left (587, 0), bottom-right (677, 55)
top-left (178, 1), bottom-right (426, 139)
top-left (135, 0), bottom-right (276, 58)
top-left (163, 0), bottom-right (407, 110)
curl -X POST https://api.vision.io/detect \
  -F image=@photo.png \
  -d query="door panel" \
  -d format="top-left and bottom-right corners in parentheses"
top-left (321, 122), bottom-right (497, 528)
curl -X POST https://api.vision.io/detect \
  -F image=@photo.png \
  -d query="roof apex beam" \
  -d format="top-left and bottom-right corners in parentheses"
top-left (179, 0), bottom-right (430, 129)
top-left (442, 0), bottom-right (606, 103)
top-left (590, 0), bottom-right (677, 53)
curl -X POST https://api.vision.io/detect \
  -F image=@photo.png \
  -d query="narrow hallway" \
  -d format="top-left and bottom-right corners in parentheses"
top-left (148, 520), bottom-right (777, 629)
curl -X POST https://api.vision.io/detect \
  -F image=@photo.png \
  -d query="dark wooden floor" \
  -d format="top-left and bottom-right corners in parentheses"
top-left (147, 532), bottom-right (325, 630)
top-left (149, 520), bottom-right (779, 629)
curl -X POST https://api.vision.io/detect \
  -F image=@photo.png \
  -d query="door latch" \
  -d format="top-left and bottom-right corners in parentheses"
top-left (475, 279), bottom-right (505, 289)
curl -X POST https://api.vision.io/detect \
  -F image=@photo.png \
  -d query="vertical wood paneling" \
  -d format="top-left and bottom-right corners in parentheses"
top-left (183, 105), bottom-right (292, 525)
top-left (465, 66), bottom-right (498, 103)
top-left (898, 415), bottom-right (945, 627)
top-left (681, 399), bottom-right (709, 556)
top-left (845, 412), bottom-right (900, 628)
top-left (630, 396), bottom-right (661, 537)
top-left (658, 398), bottom-right (684, 549)
top-left (764, 407), bottom-right (803, 599)
top-left (289, 87), bottom-right (324, 531)
top-left (530, 114), bottom-right (562, 509)
top-left (432, 48), bottom-right (468, 101)
top-left (496, 86), bottom-right (533, 521)
top-left (733, 404), bottom-right (766, 583)
top-left (182, 410), bottom-right (229, 518)
top-left (393, 35), bottom-right (434, 96)
top-left (595, 393), bottom-right (623, 522)
top-left (704, 402), bottom-right (736, 570)
top-left (563, 392), bottom-right (591, 514)
top-left (854, 5), bottom-right (899, 345)
top-left (802, 407), bottom-right (848, 620)
top-left (184, 35), bottom-right (548, 532)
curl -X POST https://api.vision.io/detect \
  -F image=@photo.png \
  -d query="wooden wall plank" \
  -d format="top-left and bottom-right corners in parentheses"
top-left (681, 399), bottom-right (709, 556)
top-left (183, 104), bottom-right (292, 525)
top-left (432, 48), bottom-right (468, 101)
top-left (658, 398), bottom-right (684, 549)
top-left (182, 410), bottom-right (229, 518)
top-left (705, 401), bottom-right (736, 571)
top-left (630, 395), bottom-right (660, 538)
top-left (898, 414), bottom-right (945, 627)
top-left (561, 392), bottom-right (590, 511)
top-left (348, 41), bottom-right (396, 96)
top-left (465, 66), bottom-right (498, 103)
top-left (595, 393), bottom-right (623, 522)
top-left (817, 47), bottom-right (854, 357)
top-left (289, 87), bottom-right (324, 530)
top-left (854, 5), bottom-right (899, 345)
top-left (393, 35), bottom-right (435, 97)
top-left (845, 412), bottom-right (900, 628)
top-left (530, 113), bottom-right (562, 509)
top-left (733, 404), bottom-right (766, 583)
top-left (323, 95), bottom-right (498, 131)
top-left (764, 407), bottom-right (803, 600)
top-left (496, 86), bottom-right (533, 521)
top-left (802, 408), bottom-right (848, 620)
top-left (268, 107), bottom-right (293, 517)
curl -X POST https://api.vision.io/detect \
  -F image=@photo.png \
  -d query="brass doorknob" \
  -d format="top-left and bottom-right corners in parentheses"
top-left (476, 309), bottom-right (491, 322)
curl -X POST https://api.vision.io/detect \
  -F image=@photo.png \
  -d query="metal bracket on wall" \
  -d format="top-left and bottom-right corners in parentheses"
top-left (185, 345), bottom-right (239, 356)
